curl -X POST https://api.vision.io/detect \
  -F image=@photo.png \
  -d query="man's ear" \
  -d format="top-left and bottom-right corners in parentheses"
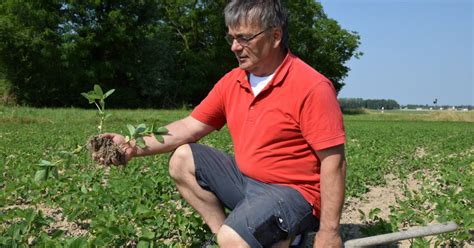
top-left (272, 27), bottom-right (283, 48)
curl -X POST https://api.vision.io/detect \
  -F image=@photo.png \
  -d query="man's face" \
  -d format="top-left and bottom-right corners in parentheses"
top-left (227, 22), bottom-right (278, 76)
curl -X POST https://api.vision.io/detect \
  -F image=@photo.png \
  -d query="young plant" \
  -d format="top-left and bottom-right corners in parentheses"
top-left (81, 84), bottom-right (115, 134)
top-left (81, 84), bottom-right (168, 166)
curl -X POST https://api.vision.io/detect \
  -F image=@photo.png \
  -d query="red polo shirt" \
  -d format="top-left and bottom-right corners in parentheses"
top-left (191, 52), bottom-right (345, 217)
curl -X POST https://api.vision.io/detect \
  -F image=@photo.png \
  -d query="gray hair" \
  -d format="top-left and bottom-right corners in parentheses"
top-left (224, 0), bottom-right (289, 49)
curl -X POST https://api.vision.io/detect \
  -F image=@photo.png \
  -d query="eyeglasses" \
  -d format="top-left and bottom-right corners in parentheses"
top-left (225, 27), bottom-right (271, 47)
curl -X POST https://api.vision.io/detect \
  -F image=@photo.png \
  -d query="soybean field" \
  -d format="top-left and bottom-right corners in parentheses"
top-left (0, 107), bottom-right (472, 247)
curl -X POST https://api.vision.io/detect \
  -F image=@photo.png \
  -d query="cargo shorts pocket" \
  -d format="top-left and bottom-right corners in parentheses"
top-left (252, 199), bottom-right (292, 246)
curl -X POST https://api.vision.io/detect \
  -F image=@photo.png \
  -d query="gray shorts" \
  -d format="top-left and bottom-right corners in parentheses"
top-left (190, 143), bottom-right (319, 248)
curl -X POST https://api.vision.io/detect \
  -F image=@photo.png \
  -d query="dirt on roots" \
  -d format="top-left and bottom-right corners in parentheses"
top-left (86, 135), bottom-right (126, 166)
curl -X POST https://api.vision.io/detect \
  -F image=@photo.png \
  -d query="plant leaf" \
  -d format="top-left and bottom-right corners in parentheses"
top-left (136, 137), bottom-right (146, 149)
top-left (69, 236), bottom-right (88, 248)
top-left (155, 127), bottom-right (168, 134)
top-left (156, 135), bottom-right (164, 143)
top-left (34, 169), bottom-right (47, 182)
top-left (93, 84), bottom-right (103, 97)
top-left (141, 229), bottom-right (155, 240)
top-left (136, 123), bottom-right (147, 134)
top-left (103, 89), bottom-right (115, 99)
top-left (137, 241), bottom-right (150, 248)
top-left (81, 185), bottom-right (88, 194)
top-left (81, 93), bottom-right (95, 104)
top-left (127, 124), bottom-right (136, 137)
top-left (39, 160), bottom-right (54, 166)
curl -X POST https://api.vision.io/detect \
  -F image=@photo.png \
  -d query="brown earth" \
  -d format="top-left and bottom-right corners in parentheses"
top-left (87, 135), bottom-right (126, 166)
top-left (340, 173), bottom-right (472, 248)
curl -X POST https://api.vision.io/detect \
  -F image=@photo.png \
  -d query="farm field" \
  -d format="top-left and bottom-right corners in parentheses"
top-left (0, 107), bottom-right (473, 247)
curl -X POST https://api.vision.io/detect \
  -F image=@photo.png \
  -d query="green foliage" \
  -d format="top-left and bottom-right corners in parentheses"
top-left (0, 0), bottom-right (361, 107)
top-left (2, 107), bottom-right (471, 245)
top-left (359, 208), bottom-right (395, 237)
top-left (81, 84), bottom-right (115, 134)
top-left (125, 123), bottom-right (169, 148)
top-left (34, 160), bottom-right (59, 183)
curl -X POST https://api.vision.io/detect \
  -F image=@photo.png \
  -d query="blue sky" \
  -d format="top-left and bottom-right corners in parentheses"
top-left (318, 0), bottom-right (473, 106)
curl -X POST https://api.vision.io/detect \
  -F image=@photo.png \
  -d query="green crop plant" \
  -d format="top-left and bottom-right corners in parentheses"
top-left (81, 84), bottom-right (115, 134)
top-left (81, 85), bottom-right (168, 166)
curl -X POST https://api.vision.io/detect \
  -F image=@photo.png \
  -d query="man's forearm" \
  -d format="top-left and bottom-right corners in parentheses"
top-left (313, 145), bottom-right (346, 247)
top-left (319, 158), bottom-right (346, 232)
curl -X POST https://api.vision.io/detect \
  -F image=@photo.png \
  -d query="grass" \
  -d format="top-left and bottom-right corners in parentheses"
top-left (0, 106), bottom-right (472, 247)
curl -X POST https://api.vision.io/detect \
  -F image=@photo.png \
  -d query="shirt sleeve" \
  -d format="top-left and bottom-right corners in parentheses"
top-left (191, 78), bottom-right (227, 130)
top-left (300, 80), bottom-right (345, 150)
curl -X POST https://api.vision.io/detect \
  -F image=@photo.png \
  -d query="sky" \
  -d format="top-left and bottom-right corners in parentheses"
top-left (318, 0), bottom-right (473, 106)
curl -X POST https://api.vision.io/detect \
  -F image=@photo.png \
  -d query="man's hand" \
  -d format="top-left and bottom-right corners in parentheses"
top-left (314, 230), bottom-right (343, 248)
top-left (92, 133), bottom-right (137, 165)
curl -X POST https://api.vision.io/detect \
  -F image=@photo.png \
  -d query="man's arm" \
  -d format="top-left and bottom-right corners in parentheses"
top-left (314, 144), bottom-right (346, 248)
top-left (105, 116), bottom-right (215, 163)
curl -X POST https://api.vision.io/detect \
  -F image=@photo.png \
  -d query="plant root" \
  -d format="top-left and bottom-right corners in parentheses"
top-left (86, 136), bottom-right (126, 166)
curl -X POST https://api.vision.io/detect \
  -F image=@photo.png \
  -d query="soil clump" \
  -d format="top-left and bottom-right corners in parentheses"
top-left (86, 136), bottom-right (126, 166)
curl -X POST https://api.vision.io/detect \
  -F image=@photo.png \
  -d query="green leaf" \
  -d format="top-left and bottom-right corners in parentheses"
top-left (109, 226), bottom-right (121, 235)
top-left (136, 137), bottom-right (146, 149)
top-left (39, 160), bottom-right (54, 166)
top-left (155, 127), bottom-right (168, 134)
top-left (93, 84), bottom-right (103, 97)
top-left (103, 89), bottom-right (115, 99)
top-left (135, 205), bottom-right (149, 215)
top-left (81, 185), bottom-right (88, 194)
top-left (137, 241), bottom-right (150, 248)
top-left (104, 113), bottom-right (112, 120)
top-left (136, 123), bottom-right (147, 134)
top-left (81, 93), bottom-right (95, 104)
top-left (155, 135), bottom-right (164, 143)
top-left (127, 124), bottom-right (136, 137)
top-left (141, 229), bottom-right (155, 240)
top-left (69, 236), bottom-right (88, 248)
top-left (25, 209), bottom-right (36, 224)
top-left (84, 91), bottom-right (101, 100)
top-left (34, 169), bottom-right (47, 182)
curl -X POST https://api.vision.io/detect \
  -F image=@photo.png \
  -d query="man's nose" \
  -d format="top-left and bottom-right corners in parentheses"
top-left (230, 39), bottom-right (243, 52)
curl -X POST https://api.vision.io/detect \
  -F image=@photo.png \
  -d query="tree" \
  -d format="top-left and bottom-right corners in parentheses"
top-left (0, 0), bottom-right (362, 107)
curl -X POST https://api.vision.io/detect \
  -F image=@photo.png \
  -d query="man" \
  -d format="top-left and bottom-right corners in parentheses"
top-left (102, 0), bottom-right (346, 247)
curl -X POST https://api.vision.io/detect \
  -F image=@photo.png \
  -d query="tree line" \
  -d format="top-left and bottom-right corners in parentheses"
top-left (0, 0), bottom-right (361, 108)
top-left (339, 98), bottom-right (400, 110)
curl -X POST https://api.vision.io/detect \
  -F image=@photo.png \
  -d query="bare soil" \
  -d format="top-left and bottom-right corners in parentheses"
top-left (340, 173), bottom-right (473, 248)
top-left (1, 204), bottom-right (90, 242)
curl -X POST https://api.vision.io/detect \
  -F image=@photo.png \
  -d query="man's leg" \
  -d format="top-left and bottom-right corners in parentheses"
top-left (217, 225), bottom-right (292, 248)
top-left (168, 144), bottom-right (225, 234)
top-left (222, 178), bottom-right (318, 248)
top-left (217, 225), bottom-right (250, 248)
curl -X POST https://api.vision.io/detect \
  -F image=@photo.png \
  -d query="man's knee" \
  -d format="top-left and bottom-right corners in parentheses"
top-left (217, 225), bottom-right (250, 248)
top-left (168, 144), bottom-right (194, 180)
